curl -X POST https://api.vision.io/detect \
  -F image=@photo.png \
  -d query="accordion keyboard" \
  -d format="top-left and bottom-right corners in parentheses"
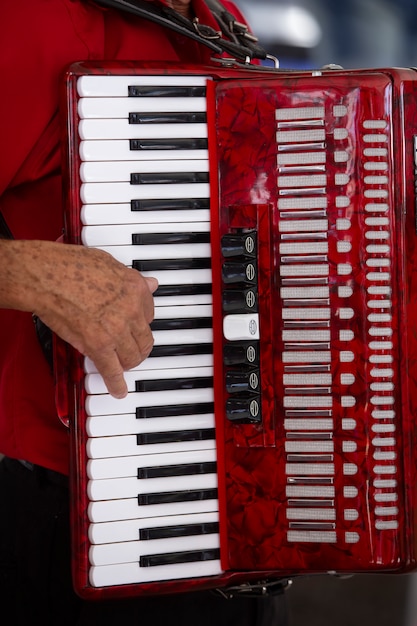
top-left (76, 74), bottom-right (223, 587)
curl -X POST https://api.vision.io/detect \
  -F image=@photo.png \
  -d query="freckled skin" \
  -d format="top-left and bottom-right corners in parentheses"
top-left (0, 239), bottom-right (158, 398)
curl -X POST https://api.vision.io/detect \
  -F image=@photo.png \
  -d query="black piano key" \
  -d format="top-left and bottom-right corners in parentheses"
top-left (138, 488), bottom-right (218, 507)
top-left (226, 396), bottom-right (262, 423)
top-left (138, 461), bottom-right (217, 479)
top-left (149, 343), bottom-right (213, 360)
top-left (128, 85), bottom-right (206, 97)
top-left (223, 342), bottom-right (260, 366)
top-left (136, 376), bottom-right (213, 393)
top-left (131, 198), bottom-right (210, 211)
top-left (140, 521), bottom-right (219, 541)
top-left (150, 317), bottom-right (212, 331)
top-left (221, 231), bottom-right (257, 258)
top-left (222, 288), bottom-right (258, 313)
top-left (132, 232), bottom-right (210, 245)
top-left (136, 428), bottom-right (215, 445)
top-left (140, 548), bottom-right (220, 568)
top-left (152, 283), bottom-right (212, 298)
top-left (129, 112), bottom-right (207, 124)
top-left (130, 172), bottom-right (209, 185)
top-left (222, 260), bottom-right (258, 285)
top-left (225, 369), bottom-right (261, 394)
top-left (134, 258), bottom-right (211, 271)
top-left (136, 401), bottom-right (213, 419)
top-left (130, 138), bottom-right (208, 151)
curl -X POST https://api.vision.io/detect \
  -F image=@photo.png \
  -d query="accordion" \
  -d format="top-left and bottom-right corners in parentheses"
top-left (58, 60), bottom-right (417, 599)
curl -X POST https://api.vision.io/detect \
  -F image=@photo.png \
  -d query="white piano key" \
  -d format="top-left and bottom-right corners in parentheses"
top-left (81, 203), bottom-right (211, 225)
top-left (154, 304), bottom-right (213, 319)
top-left (80, 140), bottom-right (209, 162)
top-left (86, 413), bottom-right (215, 438)
top-left (84, 351), bottom-right (214, 375)
top-left (87, 435), bottom-right (216, 460)
top-left (141, 268), bottom-right (212, 286)
top-left (86, 386), bottom-right (214, 417)
top-left (85, 365), bottom-right (214, 395)
top-left (87, 448), bottom-right (217, 480)
top-left (82, 221), bottom-right (210, 246)
top-left (90, 532), bottom-right (220, 566)
top-left (80, 159), bottom-right (209, 183)
top-left (79, 119), bottom-right (207, 140)
top-left (152, 327), bottom-right (213, 346)
top-left (77, 74), bottom-right (209, 97)
top-left (89, 511), bottom-right (219, 545)
top-left (87, 472), bottom-right (218, 501)
top-left (84, 354), bottom-right (213, 394)
top-left (78, 96), bottom-right (207, 118)
top-left (88, 496), bottom-right (219, 523)
top-left (89, 558), bottom-right (223, 588)
top-left (93, 243), bottom-right (212, 264)
top-left (153, 293), bottom-right (213, 307)
top-left (81, 181), bottom-right (210, 204)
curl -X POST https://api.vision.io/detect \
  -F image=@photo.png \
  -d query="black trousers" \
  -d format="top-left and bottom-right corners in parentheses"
top-left (0, 457), bottom-right (289, 626)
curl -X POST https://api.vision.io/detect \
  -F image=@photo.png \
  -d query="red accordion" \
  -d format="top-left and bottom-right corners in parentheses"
top-left (58, 61), bottom-right (417, 599)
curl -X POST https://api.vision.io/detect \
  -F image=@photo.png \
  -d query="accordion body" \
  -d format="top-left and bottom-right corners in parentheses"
top-left (59, 61), bottom-right (417, 599)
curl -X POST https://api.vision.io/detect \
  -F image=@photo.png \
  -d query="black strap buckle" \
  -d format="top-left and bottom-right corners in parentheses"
top-left (192, 18), bottom-right (222, 41)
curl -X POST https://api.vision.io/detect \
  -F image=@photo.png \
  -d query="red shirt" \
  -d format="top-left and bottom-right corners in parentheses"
top-left (0, 0), bottom-right (249, 474)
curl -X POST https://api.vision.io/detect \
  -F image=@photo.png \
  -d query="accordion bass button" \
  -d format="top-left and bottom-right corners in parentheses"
top-left (225, 396), bottom-right (262, 423)
top-left (223, 341), bottom-right (260, 366)
top-left (225, 369), bottom-right (261, 394)
top-left (220, 230), bottom-right (257, 258)
top-left (221, 260), bottom-right (258, 285)
top-left (222, 289), bottom-right (258, 313)
top-left (223, 314), bottom-right (260, 341)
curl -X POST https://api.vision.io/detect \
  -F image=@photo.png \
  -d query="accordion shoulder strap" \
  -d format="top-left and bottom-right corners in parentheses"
top-left (0, 212), bottom-right (13, 239)
top-left (94, 0), bottom-right (269, 62)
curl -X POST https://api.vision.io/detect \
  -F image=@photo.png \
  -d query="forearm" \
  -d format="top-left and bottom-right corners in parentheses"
top-left (0, 238), bottom-right (96, 315)
top-left (0, 239), bottom-right (45, 312)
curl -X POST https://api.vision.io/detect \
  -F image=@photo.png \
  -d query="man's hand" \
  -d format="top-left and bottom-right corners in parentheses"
top-left (166, 0), bottom-right (193, 19)
top-left (0, 239), bottom-right (158, 398)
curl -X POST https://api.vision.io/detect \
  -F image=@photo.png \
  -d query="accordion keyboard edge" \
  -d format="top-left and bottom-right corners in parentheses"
top-left (60, 60), bottom-right (417, 599)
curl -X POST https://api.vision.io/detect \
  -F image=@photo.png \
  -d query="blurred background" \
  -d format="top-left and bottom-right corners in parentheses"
top-left (231, 1), bottom-right (417, 625)
top-left (234, 0), bottom-right (417, 69)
